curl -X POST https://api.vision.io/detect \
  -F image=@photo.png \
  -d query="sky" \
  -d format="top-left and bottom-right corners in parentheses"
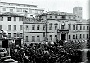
top-left (1, 0), bottom-right (89, 19)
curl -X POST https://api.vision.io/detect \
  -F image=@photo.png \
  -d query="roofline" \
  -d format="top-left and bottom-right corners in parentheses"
top-left (0, 14), bottom-right (24, 17)
top-left (39, 13), bottom-right (76, 16)
top-left (0, 2), bottom-right (37, 7)
top-left (0, 12), bottom-right (24, 17)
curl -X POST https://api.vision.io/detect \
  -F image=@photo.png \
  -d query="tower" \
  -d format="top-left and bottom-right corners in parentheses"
top-left (73, 7), bottom-right (83, 20)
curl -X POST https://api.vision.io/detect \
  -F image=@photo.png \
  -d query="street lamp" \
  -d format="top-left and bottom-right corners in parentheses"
top-left (23, 10), bottom-right (27, 45)
top-left (45, 15), bottom-right (48, 42)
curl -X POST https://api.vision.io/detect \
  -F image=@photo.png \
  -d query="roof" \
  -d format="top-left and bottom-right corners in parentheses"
top-left (0, 12), bottom-right (24, 17)
top-left (0, 2), bottom-right (37, 7)
top-left (39, 11), bottom-right (76, 16)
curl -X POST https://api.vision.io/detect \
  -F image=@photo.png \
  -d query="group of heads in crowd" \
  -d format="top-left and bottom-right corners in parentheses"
top-left (9, 40), bottom-right (90, 63)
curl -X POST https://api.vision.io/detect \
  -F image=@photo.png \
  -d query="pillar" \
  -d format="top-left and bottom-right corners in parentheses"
top-left (67, 33), bottom-right (68, 41)
top-left (60, 33), bottom-right (61, 40)
top-left (82, 49), bottom-right (88, 62)
top-left (65, 33), bottom-right (67, 41)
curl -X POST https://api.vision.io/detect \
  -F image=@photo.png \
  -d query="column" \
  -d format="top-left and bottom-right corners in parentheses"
top-left (82, 49), bottom-right (88, 62)
top-left (67, 33), bottom-right (68, 41)
top-left (65, 33), bottom-right (67, 40)
top-left (60, 33), bottom-right (61, 40)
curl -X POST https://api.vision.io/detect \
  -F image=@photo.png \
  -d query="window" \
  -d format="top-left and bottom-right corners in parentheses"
top-left (76, 25), bottom-right (78, 30)
top-left (20, 25), bottom-right (23, 30)
top-left (69, 16), bottom-right (71, 19)
top-left (37, 35), bottom-right (40, 42)
top-left (20, 33), bottom-right (23, 37)
top-left (61, 25), bottom-right (64, 30)
top-left (73, 35), bottom-right (75, 39)
top-left (54, 24), bottom-right (58, 30)
top-left (55, 35), bottom-right (57, 39)
top-left (19, 17), bottom-right (23, 21)
top-left (13, 33), bottom-right (16, 37)
top-left (8, 33), bottom-right (11, 38)
top-left (55, 25), bottom-right (57, 30)
top-left (29, 9), bottom-right (32, 13)
top-left (32, 25), bottom-right (35, 30)
top-left (83, 34), bottom-right (85, 38)
top-left (73, 25), bottom-right (75, 30)
top-left (3, 8), bottom-right (6, 11)
top-left (50, 16), bottom-right (52, 18)
top-left (43, 33), bottom-right (45, 37)
top-left (0, 33), bottom-right (2, 38)
top-left (14, 25), bottom-right (16, 30)
top-left (87, 34), bottom-right (89, 39)
top-left (17, 33), bottom-right (20, 37)
top-left (14, 17), bottom-right (16, 21)
top-left (26, 25), bottom-right (28, 30)
top-left (23, 9), bottom-right (26, 12)
top-left (80, 34), bottom-right (82, 39)
top-left (80, 25), bottom-right (82, 30)
top-left (17, 8), bottom-right (22, 12)
top-left (55, 16), bottom-right (57, 18)
top-left (68, 24), bottom-right (71, 30)
top-left (32, 36), bottom-right (35, 42)
top-left (83, 26), bottom-right (85, 30)
top-left (0, 25), bottom-right (2, 30)
top-left (7, 17), bottom-right (11, 21)
top-left (8, 25), bottom-right (11, 30)
top-left (62, 16), bottom-right (65, 19)
top-left (69, 35), bottom-right (70, 39)
top-left (37, 25), bottom-right (40, 30)
top-left (87, 26), bottom-right (89, 30)
top-left (0, 17), bottom-right (3, 21)
top-left (10, 9), bottom-right (13, 12)
top-left (76, 34), bottom-right (77, 39)
top-left (43, 25), bottom-right (45, 30)
top-left (25, 36), bottom-right (28, 42)
top-left (49, 23), bottom-right (52, 30)
top-left (50, 35), bottom-right (52, 41)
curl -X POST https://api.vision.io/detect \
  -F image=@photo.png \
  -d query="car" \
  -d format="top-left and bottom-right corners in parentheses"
top-left (3, 59), bottom-right (18, 63)
top-left (0, 48), bottom-right (7, 57)
top-left (1, 56), bottom-right (11, 62)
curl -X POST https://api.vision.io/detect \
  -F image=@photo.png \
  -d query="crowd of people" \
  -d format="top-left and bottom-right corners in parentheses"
top-left (9, 40), bottom-right (89, 63)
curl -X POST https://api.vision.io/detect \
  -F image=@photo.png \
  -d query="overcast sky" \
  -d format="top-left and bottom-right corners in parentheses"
top-left (1, 0), bottom-right (89, 19)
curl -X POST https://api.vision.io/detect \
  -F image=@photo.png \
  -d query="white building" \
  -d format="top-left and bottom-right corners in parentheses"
top-left (23, 7), bottom-right (89, 44)
top-left (0, 2), bottom-right (44, 17)
top-left (24, 20), bottom-right (45, 44)
top-left (0, 12), bottom-right (24, 39)
top-left (0, 12), bottom-right (25, 46)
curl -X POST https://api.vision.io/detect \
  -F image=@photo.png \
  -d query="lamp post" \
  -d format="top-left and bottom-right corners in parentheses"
top-left (23, 10), bottom-right (27, 45)
top-left (45, 16), bottom-right (48, 42)
top-left (23, 17), bottom-right (25, 45)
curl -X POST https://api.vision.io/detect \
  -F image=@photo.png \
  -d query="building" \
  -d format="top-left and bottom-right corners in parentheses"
top-left (0, 7), bottom-right (89, 45)
top-left (23, 20), bottom-right (46, 44)
top-left (24, 7), bottom-right (89, 44)
top-left (0, 12), bottom-right (24, 46)
top-left (73, 7), bottom-right (83, 20)
top-left (0, 2), bottom-right (44, 17)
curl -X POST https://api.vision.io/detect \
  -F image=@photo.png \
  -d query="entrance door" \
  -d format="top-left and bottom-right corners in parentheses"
top-left (61, 34), bottom-right (66, 40)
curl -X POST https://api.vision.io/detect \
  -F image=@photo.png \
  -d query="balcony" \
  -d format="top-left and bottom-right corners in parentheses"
top-left (57, 29), bottom-right (69, 33)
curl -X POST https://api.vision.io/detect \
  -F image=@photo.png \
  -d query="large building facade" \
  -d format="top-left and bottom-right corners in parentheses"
top-left (23, 20), bottom-right (45, 44)
top-left (0, 7), bottom-right (89, 45)
top-left (0, 2), bottom-right (44, 17)
top-left (24, 7), bottom-right (89, 44)
top-left (0, 12), bottom-right (24, 39)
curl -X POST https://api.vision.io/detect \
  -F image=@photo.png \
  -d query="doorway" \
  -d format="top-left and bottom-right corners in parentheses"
top-left (61, 34), bottom-right (66, 40)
